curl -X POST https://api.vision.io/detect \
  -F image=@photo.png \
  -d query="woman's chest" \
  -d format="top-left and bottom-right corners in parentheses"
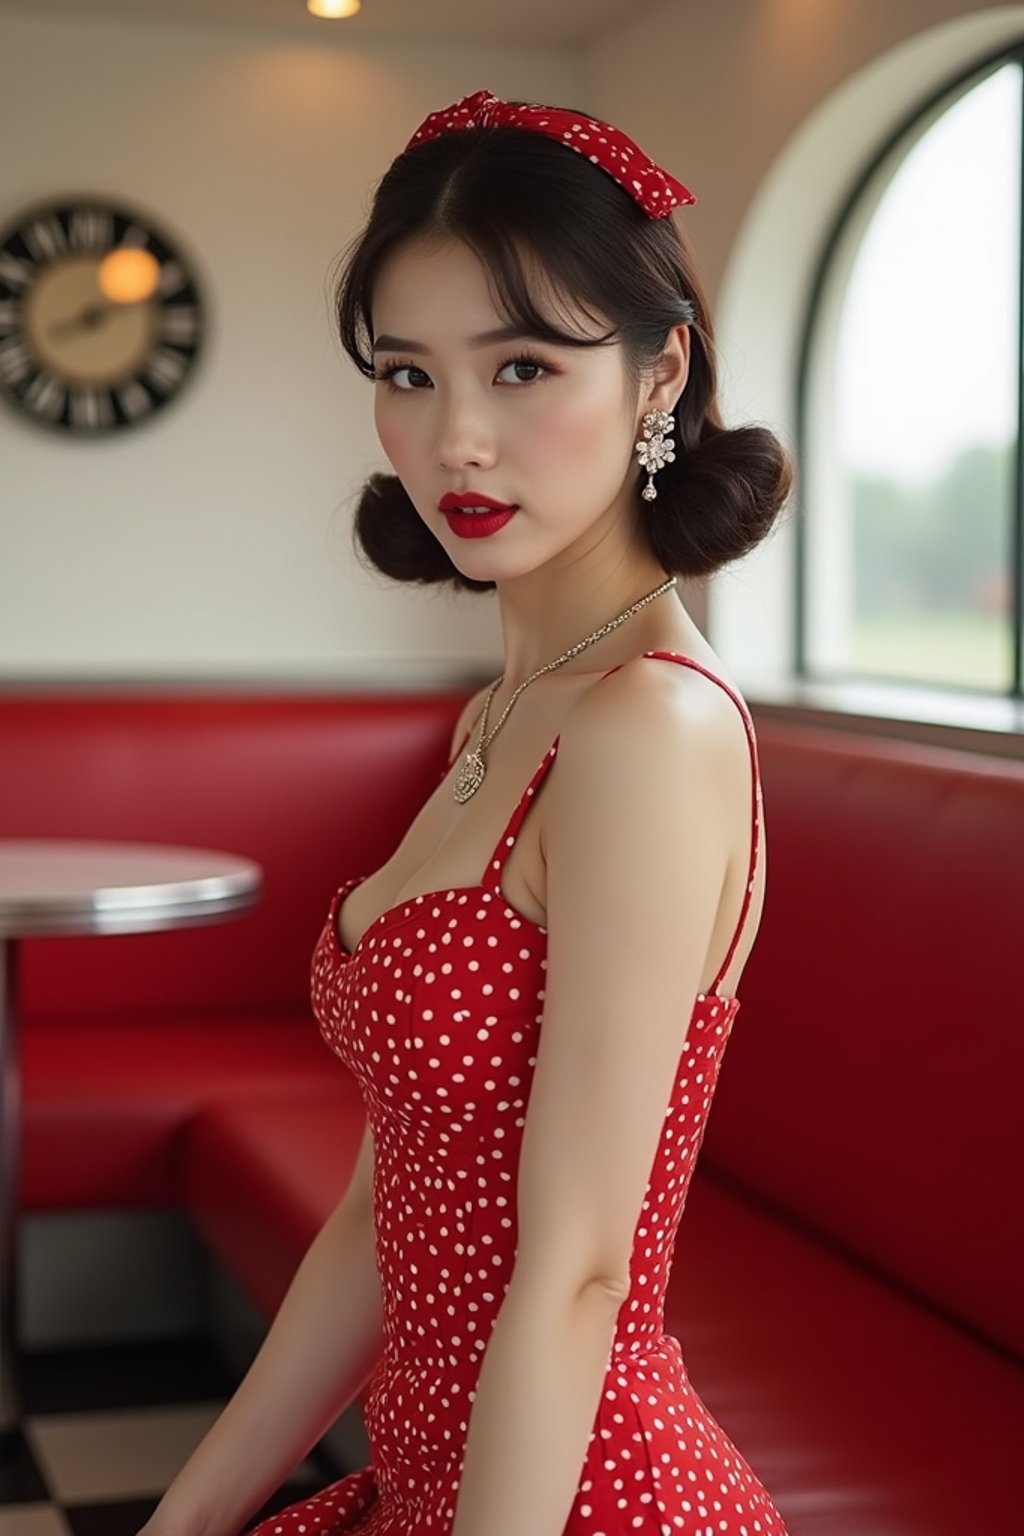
top-left (336, 736), bottom-right (553, 957)
top-left (314, 888), bottom-right (549, 1118)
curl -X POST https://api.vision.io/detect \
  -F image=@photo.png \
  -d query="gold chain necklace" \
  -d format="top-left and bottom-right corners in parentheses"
top-left (453, 574), bottom-right (678, 803)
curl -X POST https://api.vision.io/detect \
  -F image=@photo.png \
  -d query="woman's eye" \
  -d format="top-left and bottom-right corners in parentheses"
top-left (376, 362), bottom-right (426, 390)
top-left (496, 357), bottom-right (546, 385)
top-left (376, 354), bottom-right (549, 392)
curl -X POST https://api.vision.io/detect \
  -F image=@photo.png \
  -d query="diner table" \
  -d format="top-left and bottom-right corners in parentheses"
top-left (0, 837), bottom-right (263, 1432)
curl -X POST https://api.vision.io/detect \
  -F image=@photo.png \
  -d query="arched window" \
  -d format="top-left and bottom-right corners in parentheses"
top-left (798, 51), bottom-right (1020, 697)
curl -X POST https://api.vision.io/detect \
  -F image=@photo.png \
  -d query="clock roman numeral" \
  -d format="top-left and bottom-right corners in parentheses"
top-left (121, 224), bottom-right (153, 250)
top-left (69, 207), bottom-right (113, 252)
top-left (0, 250), bottom-right (36, 292)
top-left (0, 335), bottom-right (32, 386)
top-left (143, 347), bottom-right (188, 392)
top-left (160, 304), bottom-right (199, 346)
top-left (23, 370), bottom-right (67, 422)
top-left (157, 259), bottom-right (187, 298)
top-left (69, 387), bottom-right (115, 430)
top-left (116, 380), bottom-right (154, 420)
top-left (22, 215), bottom-right (68, 264)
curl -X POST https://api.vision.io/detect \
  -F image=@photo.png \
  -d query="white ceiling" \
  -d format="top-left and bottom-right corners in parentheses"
top-left (0, 0), bottom-right (645, 48)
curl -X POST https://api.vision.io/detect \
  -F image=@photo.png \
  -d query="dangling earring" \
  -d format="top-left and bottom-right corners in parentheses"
top-left (635, 408), bottom-right (675, 501)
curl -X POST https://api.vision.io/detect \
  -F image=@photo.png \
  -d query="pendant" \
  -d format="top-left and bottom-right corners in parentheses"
top-left (454, 749), bottom-right (486, 803)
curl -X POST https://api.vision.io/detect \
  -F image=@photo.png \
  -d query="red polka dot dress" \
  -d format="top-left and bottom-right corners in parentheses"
top-left (244, 653), bottom-right (790, 1536)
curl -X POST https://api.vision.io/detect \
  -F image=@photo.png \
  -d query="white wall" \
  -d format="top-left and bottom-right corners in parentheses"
top-left (0, 14), bottom-right (581, 682)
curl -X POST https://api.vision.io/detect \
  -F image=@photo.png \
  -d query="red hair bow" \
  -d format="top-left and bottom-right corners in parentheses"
top-left (404, 88), bottom-right (696, 220)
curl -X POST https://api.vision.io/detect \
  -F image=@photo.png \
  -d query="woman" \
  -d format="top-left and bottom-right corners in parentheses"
top-left (144, 89), bottom-right (794, 1536)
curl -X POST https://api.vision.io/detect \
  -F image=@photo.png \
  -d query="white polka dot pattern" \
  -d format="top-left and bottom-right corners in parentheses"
top-left (244, 655), bottom-right (787, 1536)
top-left (404, 89), bottom-right (697, 220)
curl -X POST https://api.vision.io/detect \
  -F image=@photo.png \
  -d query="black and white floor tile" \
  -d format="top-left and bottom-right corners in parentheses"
top-left (0, 1336), bottom-right (343, 1536)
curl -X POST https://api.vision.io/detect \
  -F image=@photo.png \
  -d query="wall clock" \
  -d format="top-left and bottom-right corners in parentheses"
top-left (0, 195), bottom-right (204, 436)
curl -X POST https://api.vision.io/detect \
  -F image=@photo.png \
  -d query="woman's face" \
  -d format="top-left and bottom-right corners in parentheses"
top-left (370, 236), bottom-right (647, 579)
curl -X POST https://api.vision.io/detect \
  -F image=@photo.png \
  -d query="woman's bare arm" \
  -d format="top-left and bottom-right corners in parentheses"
top-left (141, 1128), bottom-right (382, 1536)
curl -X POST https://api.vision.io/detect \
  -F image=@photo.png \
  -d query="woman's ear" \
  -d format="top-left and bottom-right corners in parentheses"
top-left (640, 323), bottom-right (690, 421)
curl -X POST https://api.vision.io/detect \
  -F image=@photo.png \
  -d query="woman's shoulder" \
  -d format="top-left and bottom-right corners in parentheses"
top-left (538, 652), bottom-right (747, 914)
top-left (552, 650), bottom-right (745, 802)
top-left (573, 643), bottom-right (750, 745)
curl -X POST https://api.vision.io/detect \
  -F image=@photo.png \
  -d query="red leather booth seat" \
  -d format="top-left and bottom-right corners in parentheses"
top-left (4, 691), bottom-right (1023, 1536)
top-left (5, 692), bottom-right (464, 1210)
top-left (676, 723), bottom-right (1024, 1536)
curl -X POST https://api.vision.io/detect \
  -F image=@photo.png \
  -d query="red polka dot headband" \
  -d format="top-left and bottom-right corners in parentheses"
top-left (404, 88), bottom-right (697, 220)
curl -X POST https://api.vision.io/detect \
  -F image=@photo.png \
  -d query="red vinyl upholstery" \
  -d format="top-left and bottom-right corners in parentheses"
top-left (21, 1014), bottom-right (345, 1209)
top-left (4, 690), bottom-right (1022, 1536)
top-left (182, 1089), bottom-right (368, 1321)
top-left (671, 1173), bottom-right (1024, 1536)
top-left (5, 690), bottom-right (466, 1213)
top-left (3, 694), bottom-right (465, 1018)
top-left (699, 723), bottom-right (1024, 1365)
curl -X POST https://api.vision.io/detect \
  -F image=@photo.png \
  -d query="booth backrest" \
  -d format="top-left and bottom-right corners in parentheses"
top-left (701, 721), bottom-right (1024, 1366)
top-left (0, 691), bottom-right (465, 1018)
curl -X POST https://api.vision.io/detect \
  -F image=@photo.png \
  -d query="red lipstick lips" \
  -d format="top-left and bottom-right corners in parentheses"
top-left (438, 492), bottom-right (518, 513)
top-left (438, 492), bottom-right (519, 540)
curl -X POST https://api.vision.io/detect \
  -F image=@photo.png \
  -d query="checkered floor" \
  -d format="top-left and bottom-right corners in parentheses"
top-left (0, 1335), bottom-right (345, 1536)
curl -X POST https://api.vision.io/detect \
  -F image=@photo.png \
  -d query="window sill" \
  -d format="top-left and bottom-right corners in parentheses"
top-left (744, 676), bottom-right (1024, 760)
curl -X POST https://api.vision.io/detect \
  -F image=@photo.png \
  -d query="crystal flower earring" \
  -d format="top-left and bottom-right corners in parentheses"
top-left (635, 408), bottom-right (676, 501)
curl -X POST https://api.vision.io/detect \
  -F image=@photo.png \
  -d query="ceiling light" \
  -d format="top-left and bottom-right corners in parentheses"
top-left (307, 0), bottom-right (361, 17)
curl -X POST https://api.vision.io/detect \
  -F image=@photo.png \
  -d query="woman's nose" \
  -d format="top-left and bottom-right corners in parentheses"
top-left (435, 396), bottom-right (497, 472)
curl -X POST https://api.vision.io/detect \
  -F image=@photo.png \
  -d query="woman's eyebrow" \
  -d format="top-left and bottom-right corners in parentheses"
top-left (372, 324), bottom-right (538, 355)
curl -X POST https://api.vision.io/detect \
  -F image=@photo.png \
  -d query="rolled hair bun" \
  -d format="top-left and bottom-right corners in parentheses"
top-left (642, 412), bottom-right (794, 580)
top-left (331, 106), bottom-right (795, 592)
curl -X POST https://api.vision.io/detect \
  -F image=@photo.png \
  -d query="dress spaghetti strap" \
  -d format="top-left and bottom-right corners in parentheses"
top-left (443, 722), bottom-right (562, 902)
top-left (602, 651), bottom-right (762, 995)
top-left (483, 739), bottom-right (561, 900)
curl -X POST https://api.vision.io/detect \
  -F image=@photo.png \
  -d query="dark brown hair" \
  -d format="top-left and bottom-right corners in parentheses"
top-left (330, 107), bottom-right (794, 593)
